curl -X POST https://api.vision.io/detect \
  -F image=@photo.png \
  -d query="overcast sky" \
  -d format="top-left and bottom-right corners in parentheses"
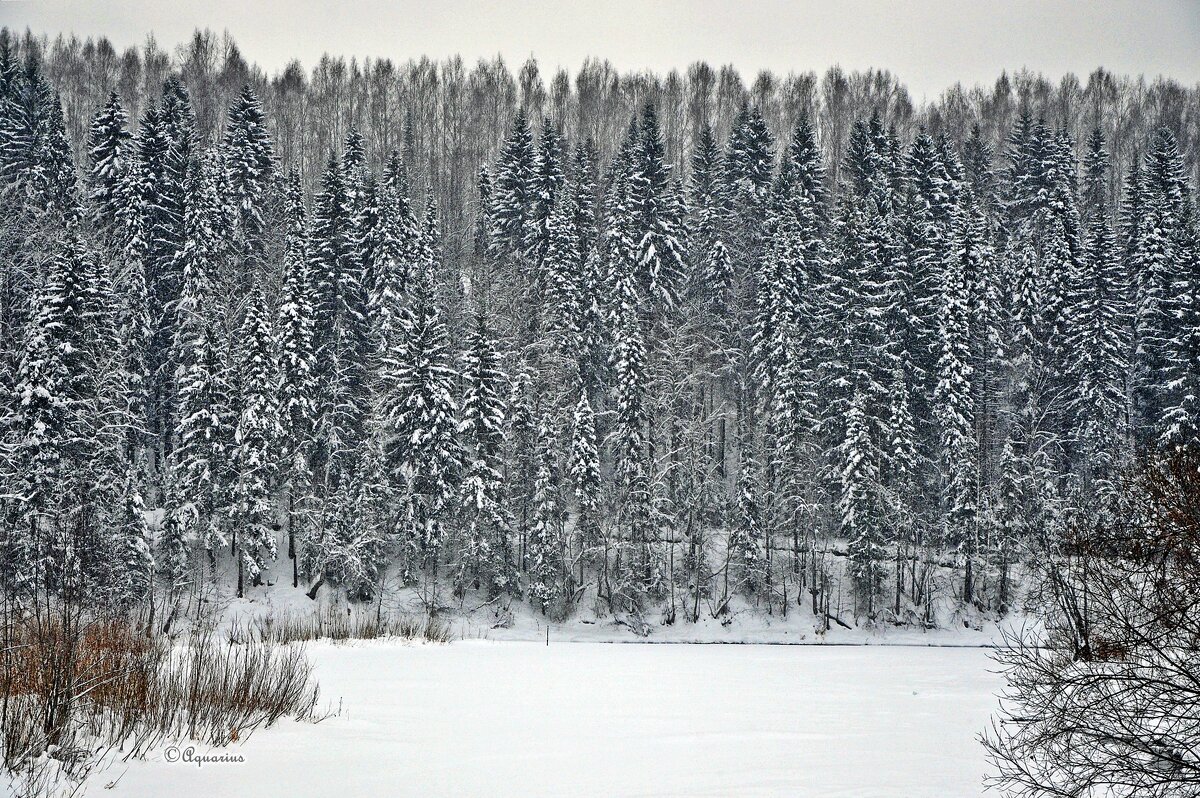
top-left (1, 0), bottom-right (1198, 100)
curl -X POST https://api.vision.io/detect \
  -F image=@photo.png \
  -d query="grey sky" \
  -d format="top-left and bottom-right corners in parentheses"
top-left (2, 0), bottom-right (1198, 100)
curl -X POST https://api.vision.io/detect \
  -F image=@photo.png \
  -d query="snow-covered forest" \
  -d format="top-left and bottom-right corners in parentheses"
top-left (2, 24), bottom-right (1199, 630)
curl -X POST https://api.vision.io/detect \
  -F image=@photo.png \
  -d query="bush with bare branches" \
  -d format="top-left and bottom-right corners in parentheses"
top-left (1, 606), bottom-right (320, 794)
top-left (239, 607), bottom-right (454, 645)
top-left (984, 450), bottom-right (1200, 797)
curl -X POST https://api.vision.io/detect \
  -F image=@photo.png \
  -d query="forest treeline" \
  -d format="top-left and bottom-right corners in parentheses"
top-left (1, 26), bottom-right (1197, 626)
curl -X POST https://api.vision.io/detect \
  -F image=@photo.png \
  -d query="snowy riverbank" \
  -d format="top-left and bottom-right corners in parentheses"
top-left (104, 640), bottom-right (1003, 797)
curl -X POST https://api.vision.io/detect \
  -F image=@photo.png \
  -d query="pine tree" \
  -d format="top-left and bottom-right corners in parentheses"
top-left (569, 389), bottom-right (601, 550)
top-left (457, 311), bottom-right (512, 594)
top-left (490, 109), bottom-right (536, 259)
top-left (233, 286), bottom-right (278, 596)
top-left (85, 92), bottom-right (132, 238)
top-left (223, 84), bottom-right (275, 265)
top-left (1066, 126), bottom-right (1129, 491)
top-left (386, 260), bottom-right (460, 568)
top-left (527, 413), bottom-right (565, 610)
top-left (936, 205), bottom-right (981, 602)
top-left (170, 157), bottom-right (231, 559)
top-left (630, 102), bottom-right (688, 313)
top-left (842, 390), bottom-right (883, 617)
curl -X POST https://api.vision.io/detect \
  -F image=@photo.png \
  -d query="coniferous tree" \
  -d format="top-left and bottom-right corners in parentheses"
top-left (170, 156), bottom-right (231, 561)
top-left (2, 40), bottom-right (1198, 637)
top-left (843, 390), bottom-right (883, 617)
top-left (85, 92), bottom-right (131, 238)
top-left (728, 446), bottom-right (763, 595)
top-left (937, 203), bottom-right (982, 603)
top-left (223, 84), bottom-right (275, 270)
top-left (232, 286), bottom-right (278, 596)
top-left (1066, 126), bottom-right (1129, 493)
top-left (310, 153), bottom-right (369, 490)
top-left (457, 311), bottom-right (512, 594)
top-left (527, 412), bottom-right (565, 610)
top-left (490, 109), bottom-right (536, 261)
top-left (612, 293), bottom-right (653, 591)
top-left (630, 102), bottom-right (688, 314)
top-left (7, 233), bottom-right (90, 593)
top-left (569, 390), bottom-right (601, 552)
top-left (105, 464), bottom-right (154, 609)
top-left (386, 256), bottom-right (460, 574)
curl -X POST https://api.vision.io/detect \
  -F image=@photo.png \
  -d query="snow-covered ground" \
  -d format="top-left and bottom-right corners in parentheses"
top-left (106, 640), bottom-right (1003, 797)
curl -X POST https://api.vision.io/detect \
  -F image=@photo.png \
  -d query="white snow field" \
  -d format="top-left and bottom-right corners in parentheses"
top-left (110, 641), bottom-right (1002, 798)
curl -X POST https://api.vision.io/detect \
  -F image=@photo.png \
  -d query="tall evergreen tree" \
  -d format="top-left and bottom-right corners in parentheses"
top-left (386, 258), bottom-right (460, 571)
top-left (170, 156), bottom-right (231, 559)
top-left (223, 84), bottom-right (275, 266)
top-left (232, 286), bottom-right (278, 596)
top-left (457, 311), bottom-right (512, 594)
top-left (85, 92), bottom-right (132, 237)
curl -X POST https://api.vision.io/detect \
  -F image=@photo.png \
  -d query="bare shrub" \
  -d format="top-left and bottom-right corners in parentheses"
top-left (984, 450), bottom-right (1200, 797)
top-left (243, 607), bottom-right (453, 645)
top-left (1, 609), bottom-right (320, 793)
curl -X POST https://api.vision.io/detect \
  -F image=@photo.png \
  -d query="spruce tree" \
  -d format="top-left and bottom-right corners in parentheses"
top-left (223, 84), bottom-right (275, 266)
top-left (569, 390), bottom-right (601, 551)
top-left (8, 236), bottom-right (88, 592)
top-left (386, 260), bottom-right (460, 570)
top-left (1066, 127), bottom-right (1129, 491)
top-left (842, 390), bottom-right (883, 617)
top-left (310, 154), bottom-right (370, 489)
top-left (490, 109), bottom-right (536, 260)
top-left (612, 294), bottom-right (653, 588)
top-left (457, 311), bottom-right (512, 594)
top-left (85, 92), bottom-right (132, 238)
top-left (936, 205), bottom-right (981, 602)
top-left (232, 286), bottom-right (279, 596)
top-left (170, 157), bottom-right (231, 559)
top-left (630, 102), bottom-right (688, 313)
top-left (527, 413), bottom-right (565, 610)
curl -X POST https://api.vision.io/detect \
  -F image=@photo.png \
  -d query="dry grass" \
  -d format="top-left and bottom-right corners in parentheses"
top-left (1, 611), bottom-right (320, 793)
top-left (239, 607), bottom-right (454, 646)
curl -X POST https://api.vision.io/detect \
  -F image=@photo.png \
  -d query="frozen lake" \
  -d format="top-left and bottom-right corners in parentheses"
top-left (112, 641), bottom-right (1003, 797)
